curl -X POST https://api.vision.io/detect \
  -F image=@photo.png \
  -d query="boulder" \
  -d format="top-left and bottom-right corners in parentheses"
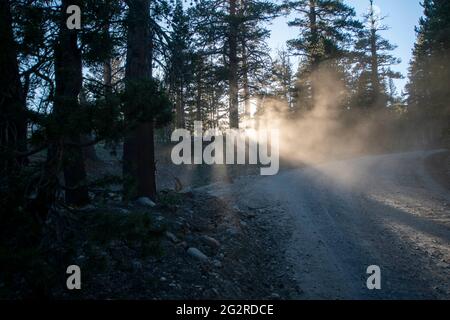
top-left (202, 235), bottom-right (221, 249)
top-left (136, 197), bottom-right (156, 207)
top-left (187, 247), bottom-right (209, 262)
top-left (165, 231), bottom-right (179, 243)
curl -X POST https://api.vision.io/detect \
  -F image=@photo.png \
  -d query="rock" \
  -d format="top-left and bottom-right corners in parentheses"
top-left (226, 227), bottom-right (239, 236)
top-left (132, 260), bottom-right (143, 270)
top-left (270, 293), bottom-right (281, 300)
top-left (246, 212), bottom-right (256, 219)
top-left (165, 231), bottom-right (179, 243)
top-left (179, 187), bottom-right (193, 194)
top-left (212, 259), bottom-right (222, 268)
top-left (176, 186), bottom-right (194, 197)
top-left (78, 204), bottom-right (96, 212)
top-left (178, 241), bottom-right (188, 249)
top-left (232, 205), bottom-right (243, 212)
top-left (240, 221), bottom-right (247, 227)
top-left (187, 247), bottom-right (209, 262)
top-left (160, 277), bottom-right (167, 282)
top-left (136, 197), bottom-right (156, 207)
top-left (202, 235), bottom-right (221, 248)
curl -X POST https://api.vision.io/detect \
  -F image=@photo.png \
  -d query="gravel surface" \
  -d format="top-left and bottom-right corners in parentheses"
top-left (200, 150), bottom-right (450, 299)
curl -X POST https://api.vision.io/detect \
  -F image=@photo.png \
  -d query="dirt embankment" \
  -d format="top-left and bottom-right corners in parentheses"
top-left (3, 189), bottom-right (296, 299)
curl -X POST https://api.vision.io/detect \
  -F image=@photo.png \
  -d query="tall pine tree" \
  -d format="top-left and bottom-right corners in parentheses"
top-left (353, 0), bottom-right (401, 111)
top-left (407, 0), bottom-right (450, 144)
top-left (286, 0), bottom-right (361, 108)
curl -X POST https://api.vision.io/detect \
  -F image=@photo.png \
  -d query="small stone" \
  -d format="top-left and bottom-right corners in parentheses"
top-left (132, 260), bottom-right (143, 270)
top-left (233, 205), bottom-right (242, 212)
top-left (78, 204), bottom-right (96, 211)
top-left (212, 259), bottom-right (222, 268)
top-left (226, 227), bottom-right (239, 236)
top-left (246, 212), bottom-right (256, 219)
top-left (178, 241), bottom-right (188, 249)
top-left (187, 247), bottom-right (209, 262)
top-left (202, 235), bottom-right (221, 248)
top-left (160, 277), bottom-right (167, 282)
top-left (165, 231), bottom-right (179, 243)
top-left (136, 197), bottom-right (156, 207)
top-left (270, 293), bottom-right (281, 299)
top-left (179, 187), bottom-right (193, 194)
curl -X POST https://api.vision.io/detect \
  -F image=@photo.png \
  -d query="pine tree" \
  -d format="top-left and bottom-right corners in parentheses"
top-left (269, 48), bottom-right (295, 108)
top-left (407, 0), bottom-right (450, 144)
top-left (239, 0), bottom-right (276, 120)
top-left (0, 0), bottom-right (28, 171)
top-left (353, 0), bottom-right (401, 111)
top-left (286, 0), bottom-right (361, 107)
top-left (51, 0), bottom-right (90, 206)
top-left (123, 0), bottom-right (156, 200)
top-left (228, 0), bottom-right (240, 128)
top-left (190, 0), bottom-right (277, 128)
top-left (167, 0), bottom-right (191, 129)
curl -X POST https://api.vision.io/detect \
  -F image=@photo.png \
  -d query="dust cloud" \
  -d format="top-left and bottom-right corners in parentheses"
top-left (251, 66), bottom-right (415, 168)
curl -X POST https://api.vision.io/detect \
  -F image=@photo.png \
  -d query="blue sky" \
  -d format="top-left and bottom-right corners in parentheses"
top-left (268, 0), bottom-right (424, 93)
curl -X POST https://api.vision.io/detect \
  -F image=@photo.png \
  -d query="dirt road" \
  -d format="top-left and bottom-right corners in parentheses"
top-left (201, 150), bottom-right (450, 299)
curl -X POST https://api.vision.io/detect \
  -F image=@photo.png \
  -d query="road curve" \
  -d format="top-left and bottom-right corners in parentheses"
top-left (203, 150), bottom-right (450, 299)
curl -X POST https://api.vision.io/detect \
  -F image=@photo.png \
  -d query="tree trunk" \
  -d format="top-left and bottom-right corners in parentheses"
top-left (0, 0), bottom-right (28, 169)
top-left (228, 0), bottom-right (239, 128)
top-left (176, 86), bottom-right (185, 128)
top-left (79, 89), bottom-right (98, 161)
top-left (196, 64), bottom-right (202, 122)
top-left (103, 20), bottom-right (113, 94)
top-left (241, 38), bottom-right (251, 119)
top-left (53, 0), bottom-right (89, 206)
top-left (78, 32), bottom-right (113, 162)
top-left (81, 134), bottom-right (98, 161)
top-left (369, 1), bottom-right (381, 108)
top-left (123, 0), bottom-right (157, 200)
top-left (308, 0), bottom-right (319, 108)
top-left (103, 58), bottom-right (113, 93)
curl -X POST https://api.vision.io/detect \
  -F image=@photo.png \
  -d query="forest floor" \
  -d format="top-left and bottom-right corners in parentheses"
top-left (31, 143), bottom-right (298, 299)
top-left (47, 189), bottom-right (299, 299)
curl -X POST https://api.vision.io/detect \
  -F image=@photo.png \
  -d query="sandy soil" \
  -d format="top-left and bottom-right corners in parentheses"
top-left (200, 150), bottom-right (450, 299)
